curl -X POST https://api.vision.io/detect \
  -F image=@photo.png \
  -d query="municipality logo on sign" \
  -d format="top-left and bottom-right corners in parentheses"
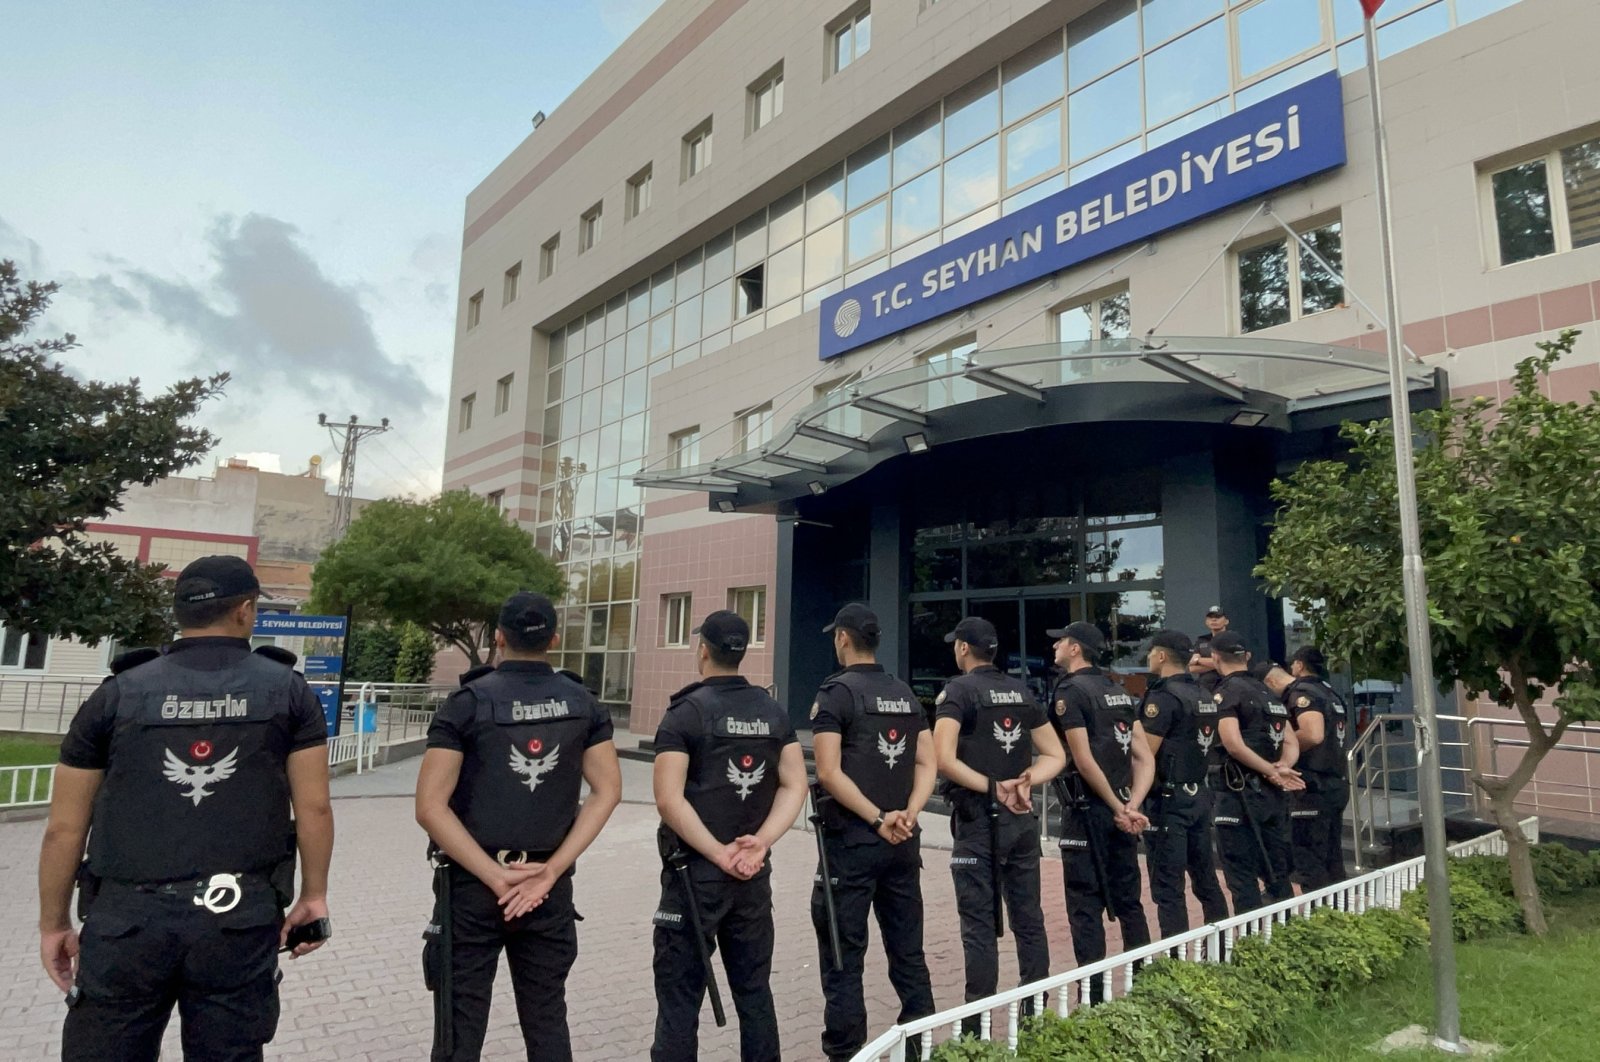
top-left (817, 71), bottom-right (1346, 360)
top-left (832, 298), bottom-right (862, 338)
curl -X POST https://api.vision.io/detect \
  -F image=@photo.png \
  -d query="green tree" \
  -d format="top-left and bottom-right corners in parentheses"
top-left (393, 622), bottom-right (436, 684)
top-left (344, 622), bottom-right (401, 684)
top-left (308, 491), bottom-right (562, 666)
top-left (1257, 329), bottom-right (1600, 934)
top-left (1, 261), bottom-right (226, 646)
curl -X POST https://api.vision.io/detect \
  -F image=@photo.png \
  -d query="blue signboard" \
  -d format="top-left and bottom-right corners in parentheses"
top-left (253, 614), bottom-right (349, 638)
top-left (315, 686), bottom-right (340, 733)
top-left (819, 71), bottom-right (1347, 360)
top-left (305, 655), bottom-right (343, 677)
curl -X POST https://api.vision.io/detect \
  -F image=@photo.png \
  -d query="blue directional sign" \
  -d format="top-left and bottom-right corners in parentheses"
top-left (819, 71), bottom-right (1347, 360)
top-left (305, 656), bottom-right (343, 677)
top-left (253, 614), bottom-right (349, 638)
top-left (315, 686), bottom-right (340, 733)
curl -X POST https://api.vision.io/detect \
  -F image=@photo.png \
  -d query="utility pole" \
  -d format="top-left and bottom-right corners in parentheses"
top-left (319, 413), bottom-right (390, 537)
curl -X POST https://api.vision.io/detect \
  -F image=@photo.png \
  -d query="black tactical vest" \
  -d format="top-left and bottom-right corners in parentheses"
top-left (1195, 670), bottom-right (1221, 698)
top-left (451, 666), bottom-right (593, 852)
top-left (1144, 674), bottom-right (1208, 787)
top-left (948, 666), bottom-right (1035, 783)
top-left (1287, 677), bottom-right (1349, 777)
top-left (1057, 668), bottom-right (1139, 794)
top-left (88, 652), bottom-right (297, 883)
top-left (825, 667), bottom-right (921, 819)
top-left (674, 679), bottom-right (789, 846)
top-left (1216, 673), bottom-right (1290, 765)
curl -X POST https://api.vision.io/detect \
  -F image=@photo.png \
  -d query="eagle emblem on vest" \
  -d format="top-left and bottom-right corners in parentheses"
top-left (1197, 725), bottom-right (1215, 756)
top-left (878, 729), bottom-right (907, 768)
top-left (1114, 719), bottom-right (1133, 755)
top-left (727, 756), bottom-right (766, 799)
top-left (509, 742), bottom-right (560, 792)
top-left (162, 746), bottom-right (239, 806)
top-left (994, 718), bottom-right (1022, 753)
top-left (1269, 721), bottom-right (1285, 752)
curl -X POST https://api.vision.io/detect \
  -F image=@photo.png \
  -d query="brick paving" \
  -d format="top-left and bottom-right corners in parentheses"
top-left (1, 755), bottom-right (1217, 1060)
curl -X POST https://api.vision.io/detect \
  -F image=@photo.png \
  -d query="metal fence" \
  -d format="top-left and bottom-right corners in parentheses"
top-left (848, 817), bottom-right (1539, 1062)
top-left (0, 764), bottom-right (55, 810)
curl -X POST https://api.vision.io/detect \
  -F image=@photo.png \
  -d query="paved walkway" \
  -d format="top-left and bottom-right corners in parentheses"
top-left (1, 744), bottom-right (1209, 1060)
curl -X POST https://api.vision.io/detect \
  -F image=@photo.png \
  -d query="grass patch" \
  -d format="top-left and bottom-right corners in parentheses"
top-left (0, 734), bottom-right (59, 804)
top-left (1248, 887), bottom-right (1600, 1061)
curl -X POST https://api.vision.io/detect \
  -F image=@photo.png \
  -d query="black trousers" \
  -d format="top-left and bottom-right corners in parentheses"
top-left (1213, 784), bottom-right (1294, 913)
top-left (1291, 774), bottom-right (1351, 891)
top-left (1059, 800), bottom-right (1150, 1003)
top-left (949, 808), bottom-right (1050, 1003)
top-left (651, 863), bottom-right (779, 1062)
top-left (63, 882), bottom-right (282, 1062)
top-left (429, 866), bottom-right (578, 1062)
top-left (1145, 785), bottom-right (1230, 938)
top-left (811, 828), bottom-right (935, 1061)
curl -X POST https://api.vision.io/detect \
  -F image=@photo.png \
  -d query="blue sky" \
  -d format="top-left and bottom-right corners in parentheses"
top-left (1, 0), bottom-right (664, 497)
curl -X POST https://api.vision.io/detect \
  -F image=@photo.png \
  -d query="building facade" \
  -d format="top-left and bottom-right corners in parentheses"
top-left (443, 0), bottom-right (1600, 735)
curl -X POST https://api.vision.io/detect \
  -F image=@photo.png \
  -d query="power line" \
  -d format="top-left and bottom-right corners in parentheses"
top-left (319, 413), bottom-right (391, 537)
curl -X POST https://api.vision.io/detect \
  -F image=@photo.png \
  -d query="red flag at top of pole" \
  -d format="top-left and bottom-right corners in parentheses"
top-left (1361, 0), bottom-right (1387, 16)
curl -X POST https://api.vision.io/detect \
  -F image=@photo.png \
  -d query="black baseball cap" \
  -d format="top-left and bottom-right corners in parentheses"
top-left (823, 602), bottom-right (880, 636)
top-left (498, 592), bottom-right (557, 639)
top-left (694, 610), bottom-right (750, 652)
top-left (1211, 631), bottom-right (1249, 656)
top-left (1206, 604), bottom-right (1226, 617)
top-left (1046, 620), bottom-right (1107, 656)
top-left (174, 555), bottom-right (260, 604)
top-left (1250, 660), bottom-right (1279, 681)
top-left (1147, 629), bottom-right (1193, 656)
top-left (944, 616), bottom-right (998, 650)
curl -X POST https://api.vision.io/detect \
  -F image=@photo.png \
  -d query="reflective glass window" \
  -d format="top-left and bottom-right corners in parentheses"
top-left (649, 314), bottom-right (673, 360)
top-left (769, 188), bottom-right (804, 249)
top-left (1144, 19), bottom-right (1228, 126)
top-left (703, 231), bottom-right (734, 284)
top-left (944, 73), bottom-right (999, 155)
top-left (1069, 62), bottom-right (1141, 162)
top-left (807, 164), bottom-right (846, 230)
top-left (847, 138), bottom-right (891, 210)
top-left (735, 212), bottom-right (767, 271)
top-left (1005, 106), bottom-right (1062, 191)
top-left (626, 282), bottom-right (650, 328)
top-left (892, 168), bottom-right (942, 245)
top-left (944, 136), bottom-right (1000, 220)
top-left (1067, 0), bottom-right (1137, 89)
top-left (1377, 1), bottom-right (1450, 59)
top-left (766, 241), bottom-right (804, 305)
top-left (1236, 0), bottom-right (1325, 80)
top-left (847, 199), bottom-right (889, 265)
top-left (1002, 35), bottom-right (1065, 125)
top-left (649, 267), bottom-right (674, 318)
top-left (1003, 173), bottom-right (1066, 215)
top-left (893, 106), bottom-right (942, 182)
top-left (675, 294), bottom-right (703, 346)
top-left (805, 219), bottom-right (845, 288)
top-left (676, 248), bottom-right (704, 297)
top-left (625, 324), bottom-right (648, 373)
top-left (702, 279), bottom-right (733, 335)
top-left (1238, 240), bottom-right (1291, 331)
top-left (622, 370), bottom-right (647, 418)
top-left (1142, 0), bottom-right (1222, 46)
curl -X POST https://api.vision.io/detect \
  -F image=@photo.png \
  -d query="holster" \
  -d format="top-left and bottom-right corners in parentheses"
top-left (74, 861), bottom-right (101, 922)
top-left (269, 828), bottom-right (298, 911)
top-left (423, 851), bottom-right (454, 1057)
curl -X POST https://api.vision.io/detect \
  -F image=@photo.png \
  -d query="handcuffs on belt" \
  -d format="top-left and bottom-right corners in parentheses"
top-left (194, 872), bottom-right (243, 914)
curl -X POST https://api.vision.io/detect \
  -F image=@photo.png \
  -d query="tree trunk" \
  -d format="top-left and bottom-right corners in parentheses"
top-left (1482, 782), bottom-right (1546, 935)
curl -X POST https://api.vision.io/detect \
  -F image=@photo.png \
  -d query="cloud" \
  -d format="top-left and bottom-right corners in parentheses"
top-left (596, 0), bottom-right (665, 39)
top-left (0, 216), bottom-right (47, 277)
top-left (99, 213), bottom-right (432, 410)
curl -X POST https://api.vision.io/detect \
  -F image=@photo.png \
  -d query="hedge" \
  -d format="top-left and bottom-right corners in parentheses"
top-left (929, 843), bottom-right (1600, 1062)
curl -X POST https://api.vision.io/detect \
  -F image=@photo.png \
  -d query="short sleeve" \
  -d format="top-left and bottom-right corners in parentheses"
top-left (59, 683), bottom-right (116, 770)
top-left (426, 689), bottom-right (478, 752)
top-left (585, 695), bottom-right (615, 748)
top-left (653, 702), bottom-right (701, 756)
top-left (933, 683), bottom-right (971, 727)
top-left (778, 713), bottom-right (799, 747)
top-left (808, 683), bottom-right (854, 736)
top-left (1019, 695), bottom-right (1048, 731)
top-left (1214, 684), bottom-right (1242, 724)
top-left (1287, 687), bottom-right (1320, 726)
top-left (287, 676), bottom-right (330, 752)
top-left (1051, 685), bottom-right (1091, 731)
top-left (1140, 692), bottom-right (1177, 738)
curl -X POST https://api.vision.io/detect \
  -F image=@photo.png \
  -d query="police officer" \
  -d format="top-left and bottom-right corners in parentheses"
top-left (1046, 620), bottom-right (1152, 1002)
top-left (1208, 632), bottom-right (1304, 913)
top-left (651, 610), bottom-right (806, 1062)
top-left (39, 556), bottom-right (334, 1061)
top-left (415, 591), bottom-right (622, 1061)
top-left (1189, 643), bottom-right (1221, 698)
top-left (1195, 605), bottom-right (1228, 650)
top-left (932, 616), bottom-right (1065, 1020)
top-left (809, 603), bottom-right (935, 1061)
top-left (1269, 647), bottom-right (1352, 890)
top-left (1137, 630), bottom-right (1229, 938)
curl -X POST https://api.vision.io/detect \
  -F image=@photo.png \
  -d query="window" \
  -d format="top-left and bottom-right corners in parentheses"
top-left (627, 166), bottom-right (653, 219)
top-left (458, 393), bottom-right (476, 433)
top-left (683, 120), bottom-right (713, 180)
top-left (0, 625), bottom-right (48, 671)
top-left (730, 586), bottom-right (767, 646)
top-left (580, 203), bottom-right (603, 252)
top-left (502, 262), bottom-right (521, 305)
top-left (466, 290), bottom-right (483, 329)
top-left (670, 426), bottom-right (701, 469)
top-left (829, 5), bottom-right (872, 75)
top-left (540, 235), bottom-right (559, 280)
top-left (663, 594), bottom-right (692, 647)
top-left (736, 265), bottom-right (764, 317)
top-left (1485, 134), bottom-right (1600, 266)
top-left (735, 403), bottom-right (773, 453)
top-left (495, 374), bottom-right (514, 415)
top-left (1055, 289), bottom-right (1132, 343)
top-left (1237, 219), bottom-right (1343, 332)
top-left (487, 489), bottom-right (505, 513)
top-left (749, 66), bottom-right (784, 133)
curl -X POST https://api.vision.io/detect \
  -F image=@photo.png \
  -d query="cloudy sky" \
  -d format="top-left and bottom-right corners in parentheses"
top-left (3, 0), bottom-right (664, 497)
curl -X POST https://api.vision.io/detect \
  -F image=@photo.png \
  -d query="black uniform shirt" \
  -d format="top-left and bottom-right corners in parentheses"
top-left (1285, 676), bottom-right (1347, 777)
top-left (654, 676), bottom-right (798, 755)
top-left (934, 666), bottom-right (1048, 733)
top-left (1213, 671), bottom-right (1290, 764)
top-left (1139, 673), bottom-right (1209, 786)
top-left (60, 637), bottom-right (327, 770)
top-left (426, 660), bottom-right (614, 754)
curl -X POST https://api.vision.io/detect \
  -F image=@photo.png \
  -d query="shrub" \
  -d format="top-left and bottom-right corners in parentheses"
top-left (931, 1035), bottom-right (1017, 1061)
top-left (1127, 959), bottom-right (1279, 1058)
top-left (1400, 869), bottom-right (1521, 939)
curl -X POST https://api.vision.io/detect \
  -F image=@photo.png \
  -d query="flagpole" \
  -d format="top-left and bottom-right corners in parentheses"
top-left (1362, 11), bottom-right (1464, 1052)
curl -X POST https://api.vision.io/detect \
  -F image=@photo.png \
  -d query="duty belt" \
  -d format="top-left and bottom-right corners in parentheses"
top-left (119, 871), bottom-right (256, 914)
top-left (430, 846), bottom-right (557, 868)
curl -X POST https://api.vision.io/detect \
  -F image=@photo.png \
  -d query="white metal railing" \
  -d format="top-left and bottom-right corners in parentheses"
top-left (849, 817), bottom-right (1538, 1062)
top-left (327, 731), bottom-right (379, 773)
top-left (0, 764), bottom-right (56, 810)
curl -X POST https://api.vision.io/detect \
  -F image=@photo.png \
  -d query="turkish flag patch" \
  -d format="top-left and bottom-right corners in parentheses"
top-left (528, 738), bottom-right (543, 754)
top-left (889, 729), bottom-right (899, 741)
top-left (741, 754), bottom-right (754, 768)
top-left (190, 740), bottom-right (213, 760)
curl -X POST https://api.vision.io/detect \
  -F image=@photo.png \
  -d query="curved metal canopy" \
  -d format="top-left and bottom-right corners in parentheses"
top-left (635, 336), bottom-right (1441, 507)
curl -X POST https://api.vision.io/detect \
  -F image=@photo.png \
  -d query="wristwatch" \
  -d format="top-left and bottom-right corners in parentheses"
top-left (871, 812), bottom-right (885, 830)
